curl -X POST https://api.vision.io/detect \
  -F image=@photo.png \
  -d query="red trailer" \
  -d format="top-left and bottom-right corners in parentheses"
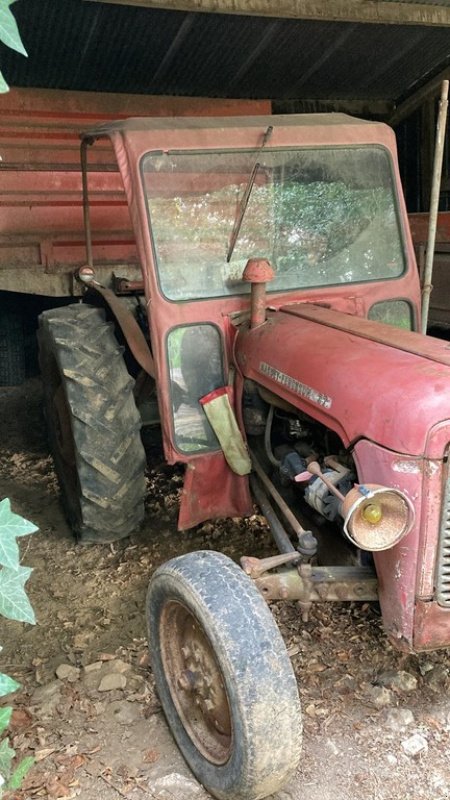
top-left (0, 88), bottom-right (269, 384)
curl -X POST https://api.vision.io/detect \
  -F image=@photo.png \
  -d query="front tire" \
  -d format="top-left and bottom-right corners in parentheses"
top-left (38, 303), bottom-right (146, 542)
top-left (147, 550), bottom-right (302, 800)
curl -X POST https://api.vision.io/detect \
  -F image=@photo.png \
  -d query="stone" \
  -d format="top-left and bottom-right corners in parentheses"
top-left (326, 739), bottom-right (340, 756)
top-left (82, 670), bottom-right (104, 692)
top-left (378, 670), bottom-right (418, 693)
top-left (386, 753), bottom-right (398, 766)
top-left (366, 686), bottom-right (394, 708)
top-left (98, 673), bottom-right (127, 692)
top-left (101, 659), bottom-right (131, 675)
top-left (126, 674), bottom-right (146, 692)
top-left (385, 708), bottom-right (415, 730)
top-left (83, 661), bottom-right (103, 674)
top-left (30, 680), bottom-right (62, 706)
top-left (419, 661), bottom-right (434, 676)
top-left (107, 700), bottom-right (143, 725)
top-left (55, 664), bottom-right (80, 682)
top-left (423, 666), bottom-right (449, 692)
top-left (151, 773), bottom-right (207, 798)
top-left (30, 681), bottom-right (63, 719)
top-left (401, 733), bottom-right (428, 757)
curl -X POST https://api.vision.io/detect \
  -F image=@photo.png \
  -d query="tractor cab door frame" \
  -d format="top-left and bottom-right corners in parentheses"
top-left (84, 129), bottom-right (253, 528)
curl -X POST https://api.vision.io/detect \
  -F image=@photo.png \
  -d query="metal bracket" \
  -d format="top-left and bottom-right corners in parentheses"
top-left (246, 561), bottom-right (378, 604)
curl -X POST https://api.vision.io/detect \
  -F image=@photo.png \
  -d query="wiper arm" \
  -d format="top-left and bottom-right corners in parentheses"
top-left (226, 125), bottom-right (273, 263)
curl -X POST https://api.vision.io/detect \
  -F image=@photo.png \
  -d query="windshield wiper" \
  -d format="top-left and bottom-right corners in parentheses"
top-left (226, 125), bottom-right (273, 263)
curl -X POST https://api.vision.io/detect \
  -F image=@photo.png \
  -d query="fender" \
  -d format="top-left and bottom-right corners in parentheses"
top-left (76, 269), bottom-right (155, 378)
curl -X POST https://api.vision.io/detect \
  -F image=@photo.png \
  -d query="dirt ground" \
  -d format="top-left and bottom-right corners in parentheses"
top-left (1, 379), bottom-right (450, 800)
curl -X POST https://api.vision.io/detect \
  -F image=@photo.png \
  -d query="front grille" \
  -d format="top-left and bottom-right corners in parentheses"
top-left (437, 462), bottom-right (450, 607)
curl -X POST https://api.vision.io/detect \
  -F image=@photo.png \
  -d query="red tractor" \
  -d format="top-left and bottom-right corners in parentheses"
top-left (38, 114), bottom-right (450, 799)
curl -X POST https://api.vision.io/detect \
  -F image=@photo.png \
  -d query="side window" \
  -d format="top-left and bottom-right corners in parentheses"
top-left (168, 324), bottom-right (224, 453)
top-left (368, 300), bottom-right (413, 330)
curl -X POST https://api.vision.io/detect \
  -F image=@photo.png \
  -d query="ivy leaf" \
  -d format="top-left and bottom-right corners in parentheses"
top-left (0, 70), bottom-right (9, 93)
top-left (0, 499), bottom-right (38, 570)
top-left (0, 674), bottom-right (20, 699)
top-left (0, 566), bottom-right (35, 624)
top-left (0, 674), bottom-right (20, 700)
top-left (7, 755), bottom-right (35, 790)
top-left (0, 709), bottom-right (11, 737)
top-left (0, 499), bottom-right (39, 539)
top-left (0, 1), bottom-right (27, 57)
top-left (0, 737), bottom-right (15, 781)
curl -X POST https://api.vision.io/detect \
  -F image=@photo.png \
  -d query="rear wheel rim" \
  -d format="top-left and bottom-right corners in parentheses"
top-left (159, 600), bottom-right (233, 765)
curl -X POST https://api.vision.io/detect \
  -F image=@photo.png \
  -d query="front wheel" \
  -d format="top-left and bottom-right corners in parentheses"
top-left (147, 551), bottom-right (302, 800)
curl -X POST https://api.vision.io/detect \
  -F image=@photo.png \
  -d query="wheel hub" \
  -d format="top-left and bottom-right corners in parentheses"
top-left (160, 601), bottom-right (232, 764)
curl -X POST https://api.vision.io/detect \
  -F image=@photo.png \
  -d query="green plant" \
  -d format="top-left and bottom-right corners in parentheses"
top-left (0, 498), bottom-right (37, 794)
top-left (0, 0), bottom-right (27, 93)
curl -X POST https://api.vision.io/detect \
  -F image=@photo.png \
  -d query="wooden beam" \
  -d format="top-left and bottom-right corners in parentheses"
top-left (84, 0), bottom-right (450, 26)
top-left (389, 66), bottom-right (450, 125)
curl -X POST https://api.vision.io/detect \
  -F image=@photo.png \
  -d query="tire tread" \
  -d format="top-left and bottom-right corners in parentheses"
top-left (39, 304), bottom-right (146, 542)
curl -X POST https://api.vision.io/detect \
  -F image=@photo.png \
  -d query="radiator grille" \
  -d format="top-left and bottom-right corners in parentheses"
top-left (437, 462), bottom-right (450, 607)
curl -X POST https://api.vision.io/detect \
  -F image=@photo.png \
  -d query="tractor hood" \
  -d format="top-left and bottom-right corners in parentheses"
top-left (236, 303), bottom-right (450, 458)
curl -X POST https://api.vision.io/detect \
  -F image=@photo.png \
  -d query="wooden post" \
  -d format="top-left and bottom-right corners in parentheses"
top-left (421, 81), bottom-right (449, 334)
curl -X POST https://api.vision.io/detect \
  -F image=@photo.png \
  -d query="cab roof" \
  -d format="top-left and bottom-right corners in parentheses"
top-left (82, 112), bottom-right (379, 140)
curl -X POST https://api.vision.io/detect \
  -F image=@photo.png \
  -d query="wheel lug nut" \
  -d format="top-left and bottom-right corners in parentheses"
top-left (178, 669), bottom-right (195, 691)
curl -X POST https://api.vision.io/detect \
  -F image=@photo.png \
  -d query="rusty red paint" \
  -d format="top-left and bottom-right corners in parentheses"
top-left (177, 453), bottom-right (252, 530)
top-left (242, 257), bottom-right (274, 284)
top-left (242, 259), bottom-right (275, 328)
top-left (93, 284), bottom-right (155, 379)
top-left (414, 599), bottom-right (450, 651)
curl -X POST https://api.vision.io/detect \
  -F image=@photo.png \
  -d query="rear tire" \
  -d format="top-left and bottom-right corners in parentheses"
top-left (38, 303), bottom-right (146, 542)
top-left (147, 550), bottom-right (302, 800)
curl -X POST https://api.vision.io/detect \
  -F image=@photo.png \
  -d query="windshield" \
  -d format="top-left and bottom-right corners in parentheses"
top-left (142, 146), bottom-right (405, 301)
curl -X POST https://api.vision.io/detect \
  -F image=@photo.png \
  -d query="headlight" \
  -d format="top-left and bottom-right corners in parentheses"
top-left (341, 484), bottom-right (415, 551)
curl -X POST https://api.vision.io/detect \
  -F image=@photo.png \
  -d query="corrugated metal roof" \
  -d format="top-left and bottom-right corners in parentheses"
top-left (2, 0), bottom-right (450, 103)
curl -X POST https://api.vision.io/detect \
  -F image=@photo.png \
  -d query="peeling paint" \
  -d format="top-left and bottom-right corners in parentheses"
top-left (392, 460), bottom-right (421, 474)
top-left (424, 460), bottom-right (440, 477)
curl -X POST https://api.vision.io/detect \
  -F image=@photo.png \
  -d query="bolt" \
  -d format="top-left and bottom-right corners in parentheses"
top-left (177, 670), bottom-right (196, 692)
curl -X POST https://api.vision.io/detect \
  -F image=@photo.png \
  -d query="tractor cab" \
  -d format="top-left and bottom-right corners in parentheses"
top-left (83, 115), bottom-right (420, 526)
